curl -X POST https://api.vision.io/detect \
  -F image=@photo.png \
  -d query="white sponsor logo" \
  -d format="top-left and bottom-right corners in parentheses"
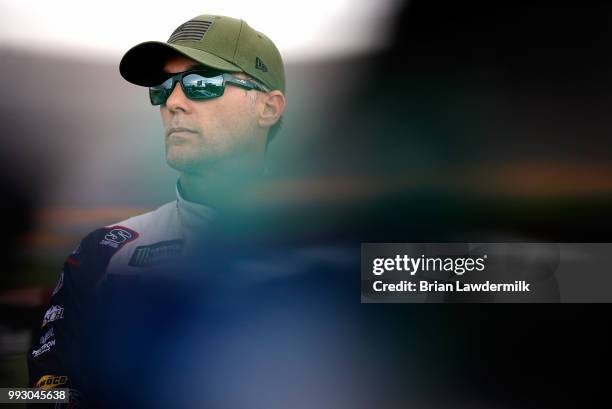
top-left (100, 228), bottom-right (133, 249)
top-left (32, 339), bottom-right (56, 358)
top-left (52, 272), bottom-right (63, 296)
top-left (41, 305), bottom-right (64, 328)
top-left (40, 327), bottom-right (54, 345)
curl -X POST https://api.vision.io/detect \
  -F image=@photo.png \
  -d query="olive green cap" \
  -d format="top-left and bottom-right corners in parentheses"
top-left (120, 15), bottom-right (285, 93)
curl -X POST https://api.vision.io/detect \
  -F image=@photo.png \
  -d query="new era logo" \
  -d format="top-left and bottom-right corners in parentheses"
top-left (255, 57), bottom-right (268, 72)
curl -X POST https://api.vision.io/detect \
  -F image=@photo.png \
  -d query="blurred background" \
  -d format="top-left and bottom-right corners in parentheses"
top-left (1, 0), bottom-right (611, 407)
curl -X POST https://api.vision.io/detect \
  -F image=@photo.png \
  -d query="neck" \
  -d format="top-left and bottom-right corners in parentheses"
top-left (178, 153), bottom-right (266, 207)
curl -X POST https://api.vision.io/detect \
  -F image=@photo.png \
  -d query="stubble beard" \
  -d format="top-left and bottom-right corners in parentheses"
top-left (166, 137), bottom-right (219, 174)
top-left (165, 129), bottom-right (261, 175)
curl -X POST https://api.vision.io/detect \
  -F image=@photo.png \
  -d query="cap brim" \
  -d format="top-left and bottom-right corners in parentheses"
top-left (120, 41), bottom-right (242, 86)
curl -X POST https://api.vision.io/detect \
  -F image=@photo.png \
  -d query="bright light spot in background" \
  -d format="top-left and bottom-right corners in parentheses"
top-left (0, 0), bottom-right (403, 63)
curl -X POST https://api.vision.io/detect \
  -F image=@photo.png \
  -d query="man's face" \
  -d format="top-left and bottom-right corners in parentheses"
top-left (160, 55), bottom-right (263, 173)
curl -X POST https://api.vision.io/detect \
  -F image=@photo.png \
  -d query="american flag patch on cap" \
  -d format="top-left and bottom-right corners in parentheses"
top-left (168, 20), bottom-right (213, 43)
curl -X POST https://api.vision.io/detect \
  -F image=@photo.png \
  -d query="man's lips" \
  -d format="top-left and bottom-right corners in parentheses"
top-left (166, 127), bottom-right (197, 138)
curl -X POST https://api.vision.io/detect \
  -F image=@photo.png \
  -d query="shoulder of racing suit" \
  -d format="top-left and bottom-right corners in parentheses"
top-left (27, 200), bottom-right (179, 406)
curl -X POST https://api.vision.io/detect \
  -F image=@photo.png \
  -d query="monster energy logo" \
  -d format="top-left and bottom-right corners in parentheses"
top-left (128, 240), bottom-right (184, 268)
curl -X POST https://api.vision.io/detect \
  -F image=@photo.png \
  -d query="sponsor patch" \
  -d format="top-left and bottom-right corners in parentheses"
top-left (40, 327), bottom-right (54, 345)
top-left (128, 240), bottom-right (184, 268)
top-left (52, 272), bottom-right (64, 296)
top-left (99, 226), bottom-right (139, 249)
top-left (41, 305), bottom-right (64, 328)
top-left (32, 339), bottom-right (56, 358)
top-left (35, 375), bottom-right (68, 389)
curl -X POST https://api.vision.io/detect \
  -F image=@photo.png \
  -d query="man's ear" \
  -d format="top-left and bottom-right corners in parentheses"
top-left (258, 91), bottom-right (286, 128)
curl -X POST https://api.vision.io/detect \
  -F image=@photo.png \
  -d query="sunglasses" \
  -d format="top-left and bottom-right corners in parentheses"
top-left (149, 69), bottom-right (270, 106)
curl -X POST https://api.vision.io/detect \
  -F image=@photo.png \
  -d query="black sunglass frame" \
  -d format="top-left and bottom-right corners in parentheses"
top-left (149, 69), bottom-right (270, 105)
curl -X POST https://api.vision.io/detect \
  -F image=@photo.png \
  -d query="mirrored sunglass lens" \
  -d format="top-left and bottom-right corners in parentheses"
top-left (182, 74), bottom-right (224, 99)
top-left (149, 88), bottom-right (168, 105)
top-left (159, 77), bottom-right (174, 89)
top-left (149, 77), bottom-right (174, 105)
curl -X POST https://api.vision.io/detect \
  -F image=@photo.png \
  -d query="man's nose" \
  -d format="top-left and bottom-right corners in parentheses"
top-left (165, 82), bottom-right (190, 112)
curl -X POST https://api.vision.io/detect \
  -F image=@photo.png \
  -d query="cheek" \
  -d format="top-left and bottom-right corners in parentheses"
top-left (160, 108), bottom-right (172, 125)
top-left (206, 100), bottom-right (254, 134)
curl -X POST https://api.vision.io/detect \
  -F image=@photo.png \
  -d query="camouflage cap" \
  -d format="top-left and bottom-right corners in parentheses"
top-left (120, 15), bottom-right (285, 93)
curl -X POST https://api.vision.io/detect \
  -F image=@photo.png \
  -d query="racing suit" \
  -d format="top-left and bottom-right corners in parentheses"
top-left (27, 185), bottom-right (215, 407)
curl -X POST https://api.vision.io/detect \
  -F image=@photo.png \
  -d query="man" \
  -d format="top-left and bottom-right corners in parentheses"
top-left (27, 14), bottom-right (285, 407)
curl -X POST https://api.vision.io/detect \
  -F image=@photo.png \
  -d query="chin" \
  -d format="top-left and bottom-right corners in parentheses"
top-left (166, 149), bottom-right (215, 172)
